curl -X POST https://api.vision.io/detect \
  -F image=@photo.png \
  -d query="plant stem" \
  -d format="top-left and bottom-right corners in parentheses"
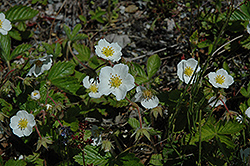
top-left (125, 97), bottom-right (142, 128)
top-left (35, 125), bottom-right (42, 139)
top-left (219, 98), bottom-right (230, 113)
top-left (198, 109), bottom-right (202, 166)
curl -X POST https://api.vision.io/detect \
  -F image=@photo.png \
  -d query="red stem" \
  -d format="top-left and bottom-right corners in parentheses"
top-left (35, 125), bottom-right (42, 139)
top-left (0, 69), bottom-right (16, 89)
top-left (219, 98), bottom-right (230, 113)
top-left (51, 113), bottom-right (64, 127)
top-left (125, 97), bottom-right (142, 128)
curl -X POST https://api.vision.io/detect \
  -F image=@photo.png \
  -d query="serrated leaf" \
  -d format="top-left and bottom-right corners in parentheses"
top-left (8, 29), bottom-right (22, 41)
top-left (218, 135), bottom-right (235, 149)
top-left (72, 24), bottom-right (82, 38)
top-left (48, 61), bottom-right (75, 80)
top-left (240, 86), bottom-right (250, 98)
top-left (51, 77), bottom-right (81, 94)
top-left (63, 24), bottom-right (72, 40)
top-left (84, 145), bottom-right (111, 165)
top-left (240, 36), bottom-right (250, 50)
top-left (5, 159), bottom-right (27, 166)
top-left (149, 154), bottom-right (163, 166)
top-left (0, 34), bottom-right (11, 62)
top-left (73, 43), bottom-right (91, 61)
top-left (217, 121), bottom-right (244, 135)
top-left (5, 5), bottom-right (39, 22)
top-left (79, 15), bottom-right (87, 24)
top-left (135, 76), bottom-right (149, 84)
top-left (147, 54), bottom-right (161, 78)
top-left (116, 152), bottom-right (143, 166)
top-left (0, 98), bottom-right (12, 113)
top-left (42, 42), bottom-right (54, 54)
top-left (10, 44), bottom-right (32, 61)
top-left (17, 21), bottom-right (26, 31)
top-left (54, 43), bottom-right (62, 57)
top-left (72, 33), bottom-right (88, 42)
top-left (128, 118), bottom-right (140, 129)
top-left (141, 128), bottom-right (151, 141)
top-left (131, 62), bottom-right (147, 78)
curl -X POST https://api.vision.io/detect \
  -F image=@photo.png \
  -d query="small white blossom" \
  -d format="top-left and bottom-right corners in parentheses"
top-left (134, 86), bottom-right (159, 109)
top-left (83, 76), bottom-right (102, 98)
top-left (10, 110), bottom-right (36, 137)
top-left (236, 115), bottom-right (243, 124)
top-left (46, 104), bottom-right (52, 110)
top-left (27, 54), bottom-right (53, 77)
top-left (208, 68), bottom-right (234, 88)
top-left (208, 95), bottom-right (226, 107)
top-left (99, 64), bottom-right (135, 101)
top-left (31, 90), bottom-right (40, 100)
top-left (177, 58), bottom-right (200, 84)
top-left (245, 107), bottom-right (250, 118)
top-left (0, 13), bottom-right (12, 35)
top-left (95, 39), bottom-right (122, 62)
top-left (91, 125), bottom-right (102, 146)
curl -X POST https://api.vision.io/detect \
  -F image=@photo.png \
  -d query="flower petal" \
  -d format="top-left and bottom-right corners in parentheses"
top-left (141, 96), bottom-right (159, 109)
top-left (245, 107), bottom-right (250, 118)
top-left (208, 72), bottom-right (218, 88)
top-left (83, 76), bottom-right (91, 88)
top-left (23, 125), bottom-right (33, 136)
top-left (177, 60), bottom-right (185, 82)
top-left (0, 13), bottom-right (5, 21)
top-left (13, 128), bottom-right (24, 137)
top-left (2, 19), bottom-right (12, 31)
top-left (0, 29), bottom-right (7, 35)
top-left (113, 85), bottom-right (127, 101)
top-left (89, 92), bottom-right (102, 98)
top-left (10, 116), bottom-right (19, 129)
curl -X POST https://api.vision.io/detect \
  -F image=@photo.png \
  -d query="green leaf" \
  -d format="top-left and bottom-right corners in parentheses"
top-left (48, 61), bottom-right (75, 80)
top-left (72, 24), bottom-right (82, 38)
top-left (8, 29), bottom-right (22, 41)
top-left (149, 154), bottom-right (163, 166)
top-left (63, 24), bottom-right (72, 40)
top-left (73, 43), bottom-right (91, 61)
top-left (84, 145), bottom-right (111, 166)
top-left (5, 5), bottom-right (39, 22)
top-left (51, 77), bottom-right (81, 94)
top-left (131, 62), bottom-right (147, 78)
top-left (54, 43), bottom-right (62, 57)
top-left (240, 36), bottom-right (250, 50)
top-left (0, 34), bottom-right (11, 62)
top-left (5, 159), bottom-right (26, 166)
top-left (240, 84), bottom-right (250, 98)
top-left (71, 33), bottom-right (88, 42)
top-left (79, 15), bottom-right (87, 24)
top-left (10, 44), bottom-right (32, 60)
top-left (147, 54), bottom-right (161, 78)
top-left (116, 152), bottom-right (143, 166)
top-left (42, 42), bottom-right (54, 54)
top-left (0, 98), bottom-right (13, 113)
top-left (217, 121), bottom-right (244, 135)
top-left (128, 118), bottom-right (140, 129)
top-left (218, 135), bottom-right (235, 149)
top-left (17, 21), bottom-right (26, 31)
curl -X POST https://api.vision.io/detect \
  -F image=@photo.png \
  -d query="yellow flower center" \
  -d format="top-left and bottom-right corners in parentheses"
top-left (143, 89), bottom-right (153, 100)
top-left (109, 74), bottom-right (122, 88)
top-left (89, 84), bottom-right (98, 93)
top-left (35, 60), bottom-right (43, 67)
top-left (18, 118), bottom-right (28, 130)
top-left (215, 75), bottom-right (225, 84)
top-left (33, 92), bottom-right (38, 96)
top-left (0, 20), bottom-right (3, 28)
top-left (102, 46), bottom-right (114, 57)
top-left (184, 66), bottom-right (194, 77)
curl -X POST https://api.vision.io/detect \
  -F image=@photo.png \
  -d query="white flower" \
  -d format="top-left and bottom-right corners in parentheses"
top-left (83, 76), bottom-right (102, 98)
top-left (208, 95), bottom-right (226, 107)
top-left (177, 58), bottom-right (200, 84)
top-left (245, 107), bottom-right (250, 118)
top-left (236, 115), bottom-right (243, 124)
top-left (10, 110), bottom-right (36, 137)
top-left (134, 86), bottom-right (159, 109)
top-left (27, 54), bottom-right (53, 77)
top-left (91, 125), bottom-right (102, 146)
top-left (46, 104), bottom-right (52, 110)
top-left (95, 39), bottom-right (122, 62)
top-left (31, 90), bottom-right (40, 100)
top-left (208, 68), bottom-right (234, 88)
top-left (98, 64), bottom-right (135, 101)
top-left (0, 13), bottom-right (12, 35)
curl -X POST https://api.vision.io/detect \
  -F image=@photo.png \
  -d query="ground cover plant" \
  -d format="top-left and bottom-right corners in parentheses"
top-left (1, 0), bottom-right (250, 165)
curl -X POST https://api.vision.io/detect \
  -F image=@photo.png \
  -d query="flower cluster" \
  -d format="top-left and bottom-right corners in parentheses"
top-left (177, 58), bottom-right (234, 89)
top-left (83, 63), bottom-right (135, 101)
